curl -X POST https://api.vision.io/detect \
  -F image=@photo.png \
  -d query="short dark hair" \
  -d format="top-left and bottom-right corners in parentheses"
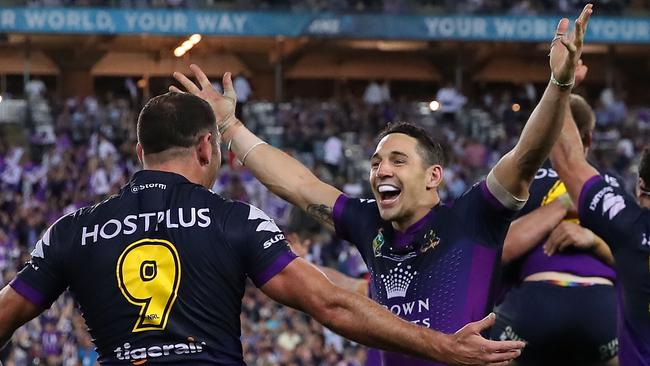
top-left (569, 94), bottom-right (595, 148)
top-left (639, 147), bottom-right (650, 185)
top-left (137, 92), bottom-right (216, 155)
top-left (377, 122), bottom-right (445, 166)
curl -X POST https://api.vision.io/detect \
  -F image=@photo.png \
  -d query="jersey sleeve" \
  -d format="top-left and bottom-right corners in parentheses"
top-left (10, 215), bottom-right (72, 308)
top-left (332, 194), bottom-right (382, 260)
top-left (224, 203), bottom-right (297, 288)
top-left (453, 180), bottom-right (521, 248)
top-left (578, 175), bottom-right (643, 250)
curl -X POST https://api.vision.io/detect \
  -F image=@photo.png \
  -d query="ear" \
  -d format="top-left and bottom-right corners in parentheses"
top-left (425, 164), bottom-right (444, 190)
top-left (196, 133), bottom-right (213, 166)
top-left (136, 143), bottom-right (144, 166)
top-left (584, 131), bottom-right (593, 149)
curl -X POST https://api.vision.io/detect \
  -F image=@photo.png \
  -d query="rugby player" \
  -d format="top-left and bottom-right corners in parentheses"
top-left (493, 91), bottom-right (618, 366)
top-left (0, 92), bottom-right (525, 365)
top-left (550, 91), bottom-right (650, 365)
top-left (170, 5), bottom-right (593, 365)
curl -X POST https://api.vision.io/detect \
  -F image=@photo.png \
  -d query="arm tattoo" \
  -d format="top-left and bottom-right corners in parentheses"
top-left (306, 204), bottom-right (335, 230)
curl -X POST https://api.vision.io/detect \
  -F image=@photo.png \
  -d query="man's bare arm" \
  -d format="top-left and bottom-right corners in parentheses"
top-left (549, 109), bottom-right (600, 205)
top-left (0, 285), bottom-right (43, 348)
top-left (262, 258), bottom-right (524, 366)
top-left (544, 221), bottom-right (615, 266)
top-left (491, 5), bottom-right (593, 201)
top-left (502, 198), bottom-right (570, 264)
top-left (170, 66), bottom-right (341, 231)
top-left (318, 267), bottom-right (369, 296)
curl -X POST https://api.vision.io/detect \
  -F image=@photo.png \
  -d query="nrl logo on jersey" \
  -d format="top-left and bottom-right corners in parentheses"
top-left (372, 228), bottom-right (385, 257)
top-left (420, 229), bottom-right (441, 254)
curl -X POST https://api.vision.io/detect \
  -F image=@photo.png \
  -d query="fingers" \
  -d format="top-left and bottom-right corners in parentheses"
top-left (555, 18), bottom-right (570, 38)
top-left (472, 312), bottom-right (497, 332)
top-left (485, 349), bottom-right (522, 363)
top-left (222, 72), bottom-right (237, 102)
top-left (168, 85), bottom-right (183, 93)
top-left (173, 71), bottom-right (201, 95)
top-left (482, 339), bottom-right (526, 353)
top-left (190, 64), bottom-right (213, 90)
top-left (488, 361), bottom-right (515, 366)
top-left (578, 4), bottom-right (594, 35)
top-left (574, 4), bottom-right (593, 50)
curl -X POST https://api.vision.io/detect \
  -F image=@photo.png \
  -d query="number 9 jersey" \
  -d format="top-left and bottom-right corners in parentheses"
top-left (10, 170), bottom-right (297, 365)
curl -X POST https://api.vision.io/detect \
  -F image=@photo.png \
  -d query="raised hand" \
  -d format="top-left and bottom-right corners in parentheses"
top-left (443, 313), bottom-right (525, 366)
top-left (170, 64), bottom-right (238, 130)
top-left (549, 4), bottom-right (593, 87)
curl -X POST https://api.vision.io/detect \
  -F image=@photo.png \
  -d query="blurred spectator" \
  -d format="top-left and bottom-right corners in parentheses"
top-left (436, 81), bottom-right (467, 123)
top-left (1, 78), bottom-right (648, 365)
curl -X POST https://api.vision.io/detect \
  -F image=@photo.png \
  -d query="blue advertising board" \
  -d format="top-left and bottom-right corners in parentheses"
top-left (0, 8), bottom-right (648, 43)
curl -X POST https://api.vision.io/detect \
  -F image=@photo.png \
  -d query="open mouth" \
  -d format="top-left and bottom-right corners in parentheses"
top-left (377, 184), bottom-right (402, 205)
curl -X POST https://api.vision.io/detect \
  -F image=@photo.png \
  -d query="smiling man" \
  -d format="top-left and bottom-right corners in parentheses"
top-left (170, 6), bottom-right (592, 365)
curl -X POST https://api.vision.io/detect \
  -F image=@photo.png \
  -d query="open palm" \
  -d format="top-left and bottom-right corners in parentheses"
top-left (549, 4), bottom-right (593, 86)
top-left (170, 64), bottom-right (237, 127)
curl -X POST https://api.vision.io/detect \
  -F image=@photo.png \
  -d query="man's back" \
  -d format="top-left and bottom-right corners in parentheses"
top-left (577, 175), bottom-right (650, 365)
top-left (11, 170), bottom-right (296, 365)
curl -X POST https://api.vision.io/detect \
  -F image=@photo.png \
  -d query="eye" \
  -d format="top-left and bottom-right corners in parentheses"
top-left (394, 160), bottom-right (405, 165)
top-left (370, 161), bottom-right (380, 169)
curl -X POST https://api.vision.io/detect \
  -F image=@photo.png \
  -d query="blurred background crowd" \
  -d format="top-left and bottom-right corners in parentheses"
top-left (0, 74), bottom-right (648, 365)
top-left (0, 0), bottom-right (649, 365)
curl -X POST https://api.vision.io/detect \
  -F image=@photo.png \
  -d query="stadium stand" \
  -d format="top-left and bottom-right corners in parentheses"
top-left (0, 84), bottom-right (648, 364)
top-left (0, 0), bottom-right (649, 365)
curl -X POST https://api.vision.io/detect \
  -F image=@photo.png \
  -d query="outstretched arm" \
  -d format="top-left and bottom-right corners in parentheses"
top-left (490, 5), bottom-right (593, 203)
top-left (262, 257), bottom-right (524, 366)
top-left (288, 232), bottom-right (369, 295)
top-left (0, 285), bottom-right (43, 348)
top-left (170, 66), bottom-right (341, 231)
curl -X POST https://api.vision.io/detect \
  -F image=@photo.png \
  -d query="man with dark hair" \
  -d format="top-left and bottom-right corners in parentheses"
top-left (495, 88), bottom-right (619, 365)
top-left (376, 122), bottom-right (446, 167)
top-left (171, 5), bottom-right (592, 365)
top-left (0, 91), bottom-right (525, 365)
top-left (550, 99), bottom-right (650, 366)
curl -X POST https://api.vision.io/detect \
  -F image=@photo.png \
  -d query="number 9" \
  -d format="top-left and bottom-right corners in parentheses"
top-left (116, 239), bottom-right (181, 333)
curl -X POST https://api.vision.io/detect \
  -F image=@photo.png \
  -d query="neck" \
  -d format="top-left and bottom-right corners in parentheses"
top-left (391, 196), bottom-right (440, 232)
top-left (142, 158), bottom-right (205, 187)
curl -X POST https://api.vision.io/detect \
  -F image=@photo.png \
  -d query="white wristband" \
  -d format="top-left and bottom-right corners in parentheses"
top-left (240, 142), bottom-right (267, 166)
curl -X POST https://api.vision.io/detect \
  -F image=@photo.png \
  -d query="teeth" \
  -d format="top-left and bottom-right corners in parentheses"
top-left (378, 185), bottom-right (400, 193)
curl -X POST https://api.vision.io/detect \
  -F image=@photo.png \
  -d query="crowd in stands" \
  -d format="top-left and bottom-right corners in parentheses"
top-left (16, 0), bottom-right (650, 15)
top-left (0, 76), bottom-right (648, 365)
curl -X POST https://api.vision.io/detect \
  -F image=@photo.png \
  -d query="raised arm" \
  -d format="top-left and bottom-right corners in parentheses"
top-left (262, 257), bottom-right (524, 366)
top-left (170, 66), bottom-right (341, 231)
top-left (502, 197), bottom-right (571, 264)
top-left (549, 106), bottom-right (599, 204)
top-left (491, 5), bottom-right (593, 201)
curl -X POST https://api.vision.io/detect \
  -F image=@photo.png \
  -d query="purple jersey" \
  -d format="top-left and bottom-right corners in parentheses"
top-left (333, 181), bottom-right (517, 366)
top-left (11, 170), bottom-right (296, 365)
top-left (578, 175), bottom-right (650, 365)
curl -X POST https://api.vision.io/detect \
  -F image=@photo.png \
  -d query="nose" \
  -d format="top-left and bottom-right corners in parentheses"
top-left (375, 161), bottom-right (393, 178)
